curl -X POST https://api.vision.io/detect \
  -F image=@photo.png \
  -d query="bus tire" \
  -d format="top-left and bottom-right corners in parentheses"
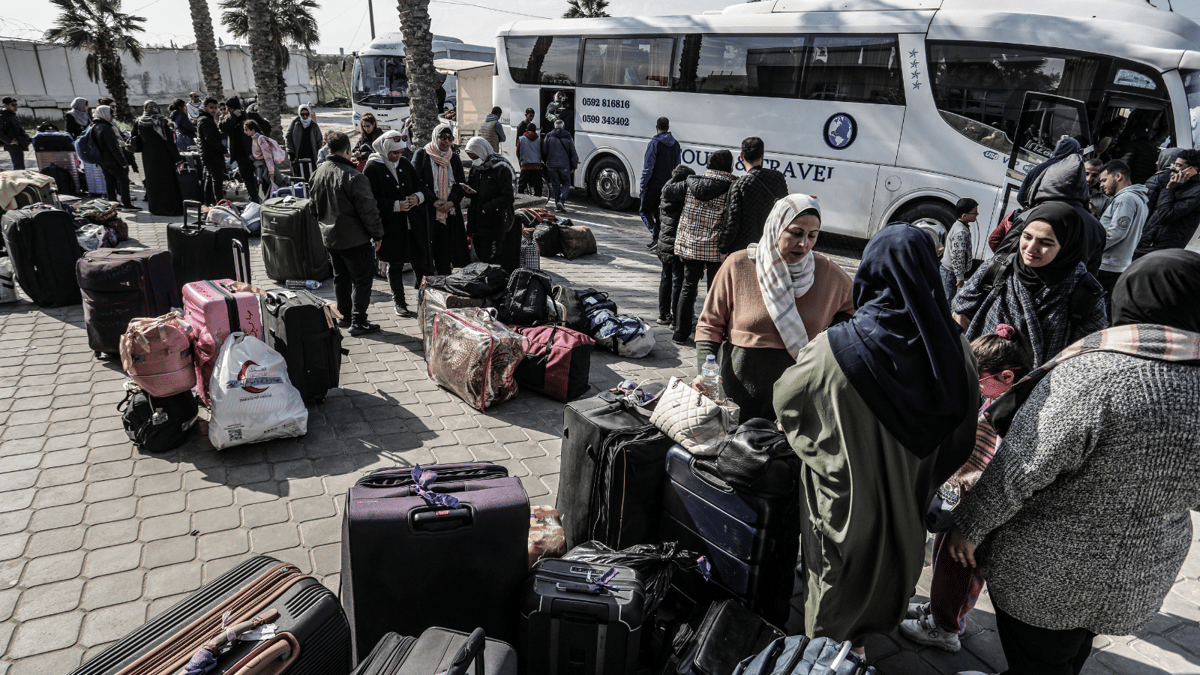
top-left (588, 156), bottom-right (634, 211)
top-left (892, 200), bottom-right (956, 231)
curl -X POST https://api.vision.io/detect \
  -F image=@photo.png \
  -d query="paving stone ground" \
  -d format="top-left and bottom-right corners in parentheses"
top-left (1, 145), bottom-right (1198, 675)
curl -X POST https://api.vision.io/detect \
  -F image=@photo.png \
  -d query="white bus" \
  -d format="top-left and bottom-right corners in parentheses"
top-left (494, 0), bottom-right (1200, 257)
top-left (352, 34), bottom-right (496, 131)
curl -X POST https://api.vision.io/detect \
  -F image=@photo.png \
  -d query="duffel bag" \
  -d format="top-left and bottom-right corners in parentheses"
top-left (533, 221), bottom-right (562, 258)
top-left (117, 383), bottom-right (199, 453)
top-left (513, 325), bottom-right (595, 402)
top-left (592, 311), bottom-right (656, 358)
top-left (444, 262), bottom-right (508, 301)
top-left (558, 222), bottom-right (596, 260)
top-left (119, 310), bottom-right (197, 397)
top-left (551, 284), bottom-right (589, 333)
top-left (428, 307), bottom-right (528, 411)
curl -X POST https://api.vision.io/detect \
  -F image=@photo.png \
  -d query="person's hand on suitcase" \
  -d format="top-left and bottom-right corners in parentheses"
top-left (371, 238), bottom-right (382, 252)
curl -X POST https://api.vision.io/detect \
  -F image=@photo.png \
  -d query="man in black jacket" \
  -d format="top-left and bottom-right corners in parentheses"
top-left (720, 137), bottom-right (789, 254)
top-left (219, 97), bottom-right (260, 203)
top-left (1134, 148), bottom-right (1200, 258)
top-left (0, 97), bottom-right (31, 171)
top-left (196, 97), bottom-right (227, 205)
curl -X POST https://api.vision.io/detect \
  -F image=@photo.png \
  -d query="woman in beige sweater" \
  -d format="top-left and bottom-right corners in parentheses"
top-left (694, 194), bottom-right (854, 420)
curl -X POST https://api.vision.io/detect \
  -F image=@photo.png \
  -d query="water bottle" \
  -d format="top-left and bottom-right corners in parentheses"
top-left (286, 280), bottom-right (321, 290)
top-left (700, 354), bottom-right (721, 402)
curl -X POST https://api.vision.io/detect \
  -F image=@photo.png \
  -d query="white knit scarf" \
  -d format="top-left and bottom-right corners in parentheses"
top-left (746, 194), bottom-right (820, 358)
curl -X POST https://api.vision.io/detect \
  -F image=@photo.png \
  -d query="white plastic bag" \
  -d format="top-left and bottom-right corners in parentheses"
top-left (241, 201), bottom-right (261, 234)
top-left (0, 256), bottom-right (17, 304)
top-left (208, 332), bottom-right (307, 449)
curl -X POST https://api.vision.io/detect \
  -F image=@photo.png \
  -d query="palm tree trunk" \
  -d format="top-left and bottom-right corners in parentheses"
top-left (274, 42), bottom-right (291, 120)
top-left (100, 53), bottom-right (134, 123)
top-left (245, 0), bottom-right (283, 143)
top-left (397, 0), bottom-right (438, 148)
top-left (190, 0), bottom-right (225, 99)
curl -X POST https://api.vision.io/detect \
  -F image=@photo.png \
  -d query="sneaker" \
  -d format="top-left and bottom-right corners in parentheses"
top-left (349, 321), bottom-right (380, 336)
top-left (335, 318), bottom-right (351, 329)
top-left (656, 315), bottom-right (673, 326)
top-left (906, 602), bottom-right (931, 620)
top-left (899, 615), bottom-right (962, 653)
top-left (395, 303), bottom-right (415, 319)
top-left (555, 202), bottom-right (566, 212)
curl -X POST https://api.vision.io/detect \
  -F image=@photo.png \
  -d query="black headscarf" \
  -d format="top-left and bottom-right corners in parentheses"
top-left (1112, 250), bottom-right (1200, 333)
top-left (1012, 201), bottom-right (1087, 289)
top-left (826, 224), bottom-right (973, 458)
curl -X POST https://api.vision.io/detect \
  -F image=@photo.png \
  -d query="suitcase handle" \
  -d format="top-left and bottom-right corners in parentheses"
top-left (183, 200), bottom-right (203, 230)
top-left (409, 505), bottom-right (474, 532)
top-left (446, 628), bottom-right (486, 675)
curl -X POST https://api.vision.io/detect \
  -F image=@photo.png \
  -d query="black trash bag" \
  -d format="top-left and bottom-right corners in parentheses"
top-left (563, 540), bottom-right (710, 615)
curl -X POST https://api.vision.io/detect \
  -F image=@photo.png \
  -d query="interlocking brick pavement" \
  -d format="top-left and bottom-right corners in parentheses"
top-left (0, 146), bottom-right (1198, 675)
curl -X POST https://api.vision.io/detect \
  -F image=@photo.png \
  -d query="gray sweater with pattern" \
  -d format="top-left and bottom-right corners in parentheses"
top-left (956, 351), bottom-right (1200, 635)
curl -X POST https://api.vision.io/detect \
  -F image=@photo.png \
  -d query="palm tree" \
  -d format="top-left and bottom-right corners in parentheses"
top-left (563, 0), bottom-right (609, 18)
top-left (242, 0), bottom-right (283, 142)
top-left (44, 0), bottom-right (146, 123)
top-left (221, 0), bottom-right (319, 121)
top-left (397, 0), bottom-right (438, 147)
top-left (189, 0), bottom-right (224, 99)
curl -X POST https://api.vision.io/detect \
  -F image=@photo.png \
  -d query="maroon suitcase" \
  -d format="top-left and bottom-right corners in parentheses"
top-left (76, 248), bottom-right (180, 357)
top-left (340, 463), bottom-right (529, 663)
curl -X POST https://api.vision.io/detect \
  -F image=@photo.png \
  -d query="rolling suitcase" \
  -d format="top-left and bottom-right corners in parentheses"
top-left (168, 200), bottom-right (251, 288)
top-left (341, 463), bottom-right (529, 662)
top-left (67, 555), bottom-right (352, 675)
top-left (664, 600), bottom-right (784, 675)
top-left (77, 248), bottom-right (180, 357)
top-left (259, 195), bottom-right (331, 282)
top-left (183, 279), bottom-right (264, 406)
top-left (557, 390), bottom-right (671, 550)
top-left (660, 445), bottom-right (800, 627)
top-left (1, 204), bottom-right (82, 307)
top-left (353, 628), bottom-right (517, 675)
top-left (521, 559), bottom-right (645, 675)
top-left (178, 165), bottom-right (203, 204)
top-left (261, 289), bottom-right (345, 402)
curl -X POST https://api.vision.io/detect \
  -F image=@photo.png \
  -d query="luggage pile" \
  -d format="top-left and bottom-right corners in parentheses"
top-left (75, 198), bottom-right (130, 249)
top-left (514, 207), bottom-right (597, 261)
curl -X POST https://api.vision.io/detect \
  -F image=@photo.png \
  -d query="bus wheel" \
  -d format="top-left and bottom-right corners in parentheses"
top-left (589, 157), bottom-right (633, 211)
top-left (893, 201), bottom-right (955, 230)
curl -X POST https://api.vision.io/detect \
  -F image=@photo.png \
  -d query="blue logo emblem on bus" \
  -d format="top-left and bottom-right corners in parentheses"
top-left (823, 113), bottom-right (857, 150)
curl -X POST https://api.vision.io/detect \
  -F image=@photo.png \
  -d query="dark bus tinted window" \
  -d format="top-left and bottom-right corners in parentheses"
top-left (803, 35), bottom-right (904, 104)
top-left (674, 35), bottom-right (806, 98)
top-left (505, 36), bottom-right (580, 86)
top-left (582, 37), bottom-right (675, 88)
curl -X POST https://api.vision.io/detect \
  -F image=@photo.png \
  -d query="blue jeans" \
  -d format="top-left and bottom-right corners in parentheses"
top-left (547, 167), bottom-right (571, 205)
top-left (940, 265), bottom-right (959, 304)
top-left (7, 148), bottom-right (25, 171)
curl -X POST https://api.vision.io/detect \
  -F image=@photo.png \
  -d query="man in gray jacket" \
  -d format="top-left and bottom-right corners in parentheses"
top-left (310, 131), bottom-right (384, 336)
top-left (1097, 159), bottom-right (1149, 298)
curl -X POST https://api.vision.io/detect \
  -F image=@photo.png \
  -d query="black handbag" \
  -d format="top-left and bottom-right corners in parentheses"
top-left (703, 418), bottom-right (801, 498)
top-left (444, 262), bottom-right (508, 301)
top-left (118, 386), bottom-right (199, 453)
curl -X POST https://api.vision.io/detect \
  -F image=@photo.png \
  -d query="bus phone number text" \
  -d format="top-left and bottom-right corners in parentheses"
top-left (580, 98), bottom-right (631, 109)
top-left (581, 115), bottom-right (630, 126)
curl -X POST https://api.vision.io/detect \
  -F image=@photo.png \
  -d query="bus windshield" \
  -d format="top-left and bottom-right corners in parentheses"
top-left (353, 55), bottom-right (409, 105)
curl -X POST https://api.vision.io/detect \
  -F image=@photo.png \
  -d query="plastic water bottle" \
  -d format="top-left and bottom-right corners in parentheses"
top-left (700, 355), bottom-right (721, 401)
top-left (286, 280), bottom-right (321, 290)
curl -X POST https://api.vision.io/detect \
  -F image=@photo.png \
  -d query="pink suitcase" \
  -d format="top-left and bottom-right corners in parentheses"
top-left (183, 279), bottom-right (263, 405)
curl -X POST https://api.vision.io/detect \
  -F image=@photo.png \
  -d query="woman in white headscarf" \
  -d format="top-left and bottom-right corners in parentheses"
top-left (410, 122), bottom-right (470, 281)
top-left (286, 104), bottom-right (322, 180)
top-left (692, 194), bottom-right (854, 420)
top-left (64, 97), bottom-right (90, 138)
top-left (91, 104), bottom-right (135, 209)
top-left (363, 130), bottom-right (434, 317)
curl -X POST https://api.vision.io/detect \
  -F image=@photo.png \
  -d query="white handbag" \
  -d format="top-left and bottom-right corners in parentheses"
top-left (649, 376), bottom-right (740, 456)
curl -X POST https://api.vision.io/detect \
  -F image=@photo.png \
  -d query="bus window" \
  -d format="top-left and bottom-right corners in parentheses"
top-left (505, 36), bottom-right (580, 86)
top-left (803, 35), bottom-right (903, 105)
top-left (582, 37), bottom-right (675, 88)
top-left (673, 35), bottom-right (805, 98)
top-left (1184, 70), bottom-right (1200, 149)
top-left (353, 56), bottom-right (408, 105)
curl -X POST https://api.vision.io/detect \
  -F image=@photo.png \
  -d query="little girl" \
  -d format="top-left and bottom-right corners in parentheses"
top-left (901, 323), bottom-right (1033, 653)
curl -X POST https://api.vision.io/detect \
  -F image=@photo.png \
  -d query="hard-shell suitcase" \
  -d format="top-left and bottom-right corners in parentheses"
top-left (261, 289), bottom-right (345, 402)
top-left (1, 205), bottom-right (82, 306)
top-left (260, 196), bottom-right (332, 283)
top-left (513, 325), bottom-right (594, 402)
top-left (183, 279), bottom-right (263, 405)
top-left (660, 446), bottom-right (801, 627)
top-left (67, 555), bottom-right (352, 675)
top-left (77, 248), bottom-right (180, 357)
top-left (665, 600), bottom-right (784, 675)
top-left (169, 200), bottom-right (251, 287)
top-left (341, 463), bottom-right (530, 662)
top-left (558, 391), bottom-right (671, 550)
top-left (353, 628), bottom-right (517, 675)
top-left (521, 558), bottom-right (645, 675)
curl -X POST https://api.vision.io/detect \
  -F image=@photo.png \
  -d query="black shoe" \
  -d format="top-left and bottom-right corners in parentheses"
top-left (335, 318), bottom-right (352, 329)
top-left (349, 321), bottom-right (381, 336)
top-left (395, 303), bottom-right (415, 318)
top-left (645, 241), bottom-right (657, 250)
top-left (671, 336), bottom-right (689, 346)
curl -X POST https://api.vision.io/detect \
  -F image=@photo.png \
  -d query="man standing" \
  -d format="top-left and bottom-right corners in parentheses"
top-left (0, 97), bottom-right (30, 171)
top-left (186, 92), bottom-right (203, 124)
top-left (1084, 158), bottom-right (1111, 217)
top-left (516, 108), bottom-right (535, 147)
top-left (435, 77), bottom-right (447, 114)
top-left (542, 119), bottom-right (578, 213)
top-left (309, 131), bottom-right (384, 337)
top-left (196, 97), bottom-right (226, 205)
top-left (938, 198), bottom-right (978, 303)
top-left (219, 97), bottom-right (260, 203)
top-left (1096, 159), bottom-right (1150, 299)
top-left (719, 137), bottom-right (788, 254)
top-left (477, 106), bottom-right (506, 153)
top-left (1135, 149), bottom-right (1200, 258)
top-left (639, 117), bottom-right (681, 247)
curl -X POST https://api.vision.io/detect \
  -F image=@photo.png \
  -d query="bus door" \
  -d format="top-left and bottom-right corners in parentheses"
top-left (1095, 91), bottom-right (1172, 157)
top-left (998, 93), bottom-right (1092, 221)
top-left (540, 88), bottom-right (575, 137)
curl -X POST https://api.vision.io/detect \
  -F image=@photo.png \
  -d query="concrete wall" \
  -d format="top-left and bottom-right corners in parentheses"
top-left (0, 39), bottom-right (317, 119)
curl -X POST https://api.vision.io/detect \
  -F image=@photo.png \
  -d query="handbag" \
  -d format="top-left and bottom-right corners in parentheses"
top-left (649, 377), bottom-right (740, 456)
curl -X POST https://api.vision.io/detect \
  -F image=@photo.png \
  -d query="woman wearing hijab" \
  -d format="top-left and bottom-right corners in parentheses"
top-left (353, 113), bottom-right (383, 165)
top-left (364, 131), bottom-right (434, 317)
top-left (952, 202), bottom-right (1106, 367)
top-left (464, 136), bottom-right (518, 273)
top-left (134, 101), bottom-right (183, 216)
top-left (286, 104), bottom-right (322, 181)
top-left (773, 223), bottom-right (978, 649)
top-left (946, 250), bottom-right (1200, 675)
top-left (411, 123), bottom-right (469, 283)
top-left (168, 98), bottom-right (197, 151)
top-left (92, 105), bottom-right (134, 210)
top-left (693, 195), bottom-right (854, 421)
top-left (64, 97), bottom-right (90, 139)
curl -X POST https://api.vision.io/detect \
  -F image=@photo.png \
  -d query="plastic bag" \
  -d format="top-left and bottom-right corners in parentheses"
top-left (241, 201), bottom-right (261, 235)
top-left (529, 505), bottom-right (566, 568)
top-left (76, 224), bottom-right (107, 251)
top-left (208, 202), bottom-right (246, 230)
top-left (427, 307), bottom-right (527, 411)
top-left (208, 332), bottom-right (307, 449)
top-left (563, 541), bottom-right (710, 615)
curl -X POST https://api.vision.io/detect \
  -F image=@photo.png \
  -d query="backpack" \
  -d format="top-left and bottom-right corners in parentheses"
top-left (978, 253), bottom-right (1104, 329)
top-left (499, 268), bottom-right (554, 326)
top-left (444, 262), bottom-right (508, 300)
top-left (733, 636), bottom-right (874, 675)
top-left (118, 384), bottom-right (199, 454)
top-left (577, 288), bottom-right (618, 319)
top-left (551, 284), bottom-right (588, 333)
top-left (259, 133), bottom-right (287, 164)
top-left (74, 125), bottom-right (104, 165)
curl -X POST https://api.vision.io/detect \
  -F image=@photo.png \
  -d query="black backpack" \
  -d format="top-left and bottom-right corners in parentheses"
top-left (978, 253), bottom-right (1104, 329)
top-left (118, 387), bottom-right (199, 453)
top-left (444, 262), bottom-right (508, 300)
top-left (500, 268), bottom-right (553, 326)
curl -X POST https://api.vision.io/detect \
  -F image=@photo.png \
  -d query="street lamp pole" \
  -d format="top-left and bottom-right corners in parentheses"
top-left (368, 0), bottom-right (376, 39)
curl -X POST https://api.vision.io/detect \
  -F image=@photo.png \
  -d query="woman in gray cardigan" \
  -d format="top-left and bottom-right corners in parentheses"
top-left (947, 249), bottom-right (1200, 675)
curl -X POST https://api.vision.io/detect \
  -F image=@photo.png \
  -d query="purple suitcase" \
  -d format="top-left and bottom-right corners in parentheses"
top-left (340, 463), bottom-right (529, 663)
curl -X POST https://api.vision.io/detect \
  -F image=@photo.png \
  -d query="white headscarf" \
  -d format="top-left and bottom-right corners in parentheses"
top-left (298, 104), bottom-right (312, 128)
top-left (69, 98), bottom-right (89, 128)
top-left (464, 136), bottom-right (494, 166)
top-left (747, 194), bottom-right (821, 358)
top-left (367, 130), bottom-right (406, 183)
top-left (95, 105), bottom-right (114, 124)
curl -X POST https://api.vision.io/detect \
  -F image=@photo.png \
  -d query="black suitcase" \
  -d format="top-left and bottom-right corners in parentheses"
top-left (660, 446), bottom-right (800, 627)
top-left (521, 558), bottom-right (645, 675)
top-left (665, 600), bottom-right (784, 675)
top-left (260, 196), bottom-right (332, 283)
top-left (77, 248), bottom-right (180, 357)
top-left (178, 165), bottom-right (203, 203)
top-left (557, 390), bottom-right (671, 550)
top-left (1, 205), bottom-right (82, 306)
top-left (68, 555), bottom-right (352, 675)
top-left (341, 463), bottom-right (529, 662)
top-left (261, 288), bottom-right (345, 402)
top-left (40, 163), bottom-right (76, 197)
top-left (353, 628), bottom-right (517, 675)
top-left (168, 199), bottom-right (251, 287)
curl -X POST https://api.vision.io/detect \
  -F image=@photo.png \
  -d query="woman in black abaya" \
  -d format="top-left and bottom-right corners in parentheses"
top-left (134, 101), bottom-right (183, 217)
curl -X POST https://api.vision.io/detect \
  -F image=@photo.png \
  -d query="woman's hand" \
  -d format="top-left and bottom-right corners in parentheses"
top-left (946, 525), bottom-right (978, 569)
top-left (689, 375), bottom-right (706, 393)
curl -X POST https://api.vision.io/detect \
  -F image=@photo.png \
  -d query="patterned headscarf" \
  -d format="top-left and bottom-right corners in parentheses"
top-left (747, 194), bottom-right (820, 358)
top-left (424, 123), bottom-right (454, 222)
